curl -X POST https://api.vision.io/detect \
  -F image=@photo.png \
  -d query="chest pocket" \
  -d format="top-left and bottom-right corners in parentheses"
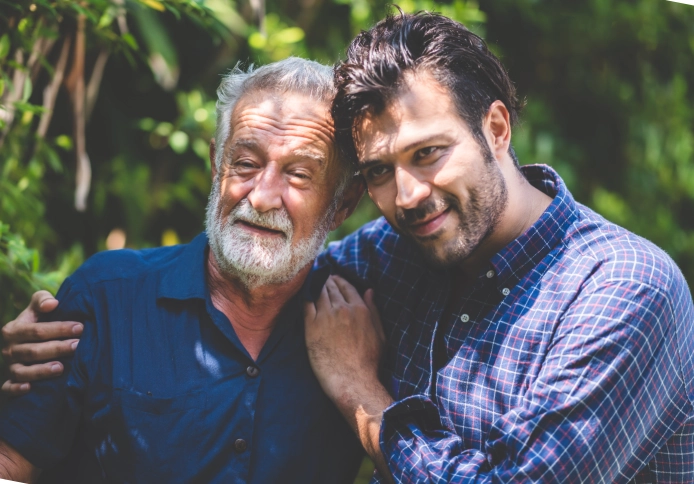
top-left (93, 389), bottom-right (207, 483)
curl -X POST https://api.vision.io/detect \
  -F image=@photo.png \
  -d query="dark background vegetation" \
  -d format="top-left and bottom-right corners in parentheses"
top-left (2, 1), bottom-right (694, 480)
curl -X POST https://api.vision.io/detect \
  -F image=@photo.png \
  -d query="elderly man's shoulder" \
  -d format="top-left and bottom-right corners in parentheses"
top-left (67, 233), bottom-right (205, 290)
top-left (567, 203), bottom-right (689, 295)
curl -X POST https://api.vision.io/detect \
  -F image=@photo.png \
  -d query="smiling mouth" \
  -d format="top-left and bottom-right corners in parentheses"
top-left (408, 207), bottom-right (451, 237)
top-left (235, 220), bottom-right (286, 237)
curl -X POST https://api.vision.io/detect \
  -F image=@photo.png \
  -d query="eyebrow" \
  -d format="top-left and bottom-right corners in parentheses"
top-left (358, 158), bottom-right (382, 171)
top-left (292, 148), bottom-right (325, 164)
top-left (228, 139), bottom-right (325, 165)
top-left (229, 138), bottom-right (260, 156)
top-left (357, 134), bottom-right (447, 169)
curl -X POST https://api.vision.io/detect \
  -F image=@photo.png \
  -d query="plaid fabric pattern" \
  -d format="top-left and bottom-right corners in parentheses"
top-left (318, 164), bottom-right (694, 483)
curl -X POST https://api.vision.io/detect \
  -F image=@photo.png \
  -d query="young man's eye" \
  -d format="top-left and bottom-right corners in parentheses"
top-left (415, 146), bottom-right (438, 159)
top-left (365, 165), bottom-right (391, 180)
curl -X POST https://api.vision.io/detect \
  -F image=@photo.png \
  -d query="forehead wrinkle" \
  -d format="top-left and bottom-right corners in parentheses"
top-left (234, 111), bottom-right (334, 147)
top-left (229, 126), bottom-right (333, 167)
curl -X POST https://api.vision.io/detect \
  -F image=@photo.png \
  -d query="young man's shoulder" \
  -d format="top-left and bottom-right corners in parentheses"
top-left (566, 203), bottom-right (687, 292)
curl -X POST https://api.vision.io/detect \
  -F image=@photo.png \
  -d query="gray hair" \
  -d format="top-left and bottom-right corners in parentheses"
top-left (214, 57), bottom-right (351, 195)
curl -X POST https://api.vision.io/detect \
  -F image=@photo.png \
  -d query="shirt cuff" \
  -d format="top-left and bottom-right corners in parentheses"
top-left (379, 395), bottom-right (447, 459)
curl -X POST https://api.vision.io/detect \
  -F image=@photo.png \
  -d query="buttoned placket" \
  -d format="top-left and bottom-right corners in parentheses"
top-left (204, 297), bottom-right (266, 481)
top-left (434, 266), bottom-right (506, 379)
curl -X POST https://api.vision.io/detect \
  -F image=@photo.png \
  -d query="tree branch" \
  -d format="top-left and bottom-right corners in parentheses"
top-left (64, 15), bottom-right (91, 212)
top-left (85, 48), bottom-right (109, 121)
top-left (36, 36), bottom-right (71, 139)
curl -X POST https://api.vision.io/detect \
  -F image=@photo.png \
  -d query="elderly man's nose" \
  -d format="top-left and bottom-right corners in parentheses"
top-left (247, 167), bottom-right (284, 212)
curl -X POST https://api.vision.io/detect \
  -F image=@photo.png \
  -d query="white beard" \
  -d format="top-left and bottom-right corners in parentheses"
top-left (205, 181), bottom-right (335, 289)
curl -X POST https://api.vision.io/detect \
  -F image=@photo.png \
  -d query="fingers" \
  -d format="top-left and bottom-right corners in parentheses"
top-left (29, 290), bottom-right (59, 314)
top-left (303, 301), bottom-right (317, 322)
top-left (324, 277), bottom-right (345, 307)
top-left (9, 361), bottom-right (64, 382)
top-left (364, 289), bottom-right (386, 343)
top-left (5, 339), bottom-right (79, 364)
top-left (2, 320), bottom-right (82, 346)
top-left (314, 284), bottom-right (331, 314)
top-left (331, 275), bottom-right (362, 305)
top-left (1, 380), bottom-right (30, 397)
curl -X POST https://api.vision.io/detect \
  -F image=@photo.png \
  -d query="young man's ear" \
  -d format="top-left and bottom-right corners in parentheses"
top-left (209, 138), bottom-right (217, 180)
top-left (483, 100), bottom-right (512, 162)
top-left (330, 175), bottom-right (366, 231)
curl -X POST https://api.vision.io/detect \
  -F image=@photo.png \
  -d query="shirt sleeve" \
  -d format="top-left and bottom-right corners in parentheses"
top-left (0, 274), bottom-right (96, 469)
top-left (376, 278), bottom-right (693, 483)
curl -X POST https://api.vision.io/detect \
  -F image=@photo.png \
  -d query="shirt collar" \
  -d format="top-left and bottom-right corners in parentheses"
top-left (156, 232), bottom-right (210, 301)
top-left (488, 164), bottom-right (578, 291)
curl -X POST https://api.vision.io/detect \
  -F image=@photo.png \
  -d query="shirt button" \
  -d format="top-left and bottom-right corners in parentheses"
top-left (502, 288), bottom-right (510, 296)
top-left (486, 270), bottom-right (495, 279)
top-left (234, 439), bottom-right (248, 453)
top-left (460, 314), bottom-right (470, 322)
top-left (246, 366), bottom-right (260, 378)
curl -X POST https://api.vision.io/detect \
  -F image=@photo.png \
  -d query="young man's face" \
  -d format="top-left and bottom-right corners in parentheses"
top-left (207, 90), bottom-right (345, 286)
top-left (354, 71), bottom-right (508, 268)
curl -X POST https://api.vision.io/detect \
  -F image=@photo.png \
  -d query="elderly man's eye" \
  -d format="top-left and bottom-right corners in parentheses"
top-left (234, 160), bottom-right (256, 169)
top-left (290, 171), bottom-right (311, 180)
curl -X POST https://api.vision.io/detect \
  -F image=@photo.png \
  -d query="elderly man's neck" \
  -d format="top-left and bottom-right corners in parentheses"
top-left (206, 252), bottom-right (311, 360)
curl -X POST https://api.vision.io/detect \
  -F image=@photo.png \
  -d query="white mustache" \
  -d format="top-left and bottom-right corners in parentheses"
top-left (227, 198), bottom-right (293, 237)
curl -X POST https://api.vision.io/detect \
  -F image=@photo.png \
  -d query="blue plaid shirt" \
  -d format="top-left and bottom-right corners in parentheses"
top-left (318, 164), bottom-right (694, 483)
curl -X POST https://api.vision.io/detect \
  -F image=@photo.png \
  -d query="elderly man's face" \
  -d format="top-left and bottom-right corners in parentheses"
top-left (206, 90), bottom-right (344, 287)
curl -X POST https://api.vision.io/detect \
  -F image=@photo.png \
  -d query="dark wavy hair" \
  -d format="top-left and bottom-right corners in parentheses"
top-left (332, 11), bottom-right (524, 168)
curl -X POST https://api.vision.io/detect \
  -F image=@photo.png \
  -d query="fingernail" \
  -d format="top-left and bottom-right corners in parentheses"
top-left (20, 384), bottom-right (29, 391)
top-left (71, 341), bottom-right (79, 350)
top-left (51, 363), bottom-right (62, 373)
top-left (72, 324), bottom-right (83, 335)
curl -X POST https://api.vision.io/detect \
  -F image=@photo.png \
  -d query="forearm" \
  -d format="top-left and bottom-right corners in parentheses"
top-left (333, 379), bottom-right (394, 483)
top-left (0, 439), bottom-right (41, 483)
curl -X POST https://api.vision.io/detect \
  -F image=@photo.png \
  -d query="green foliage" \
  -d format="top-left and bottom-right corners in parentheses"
top-left (483, 0), bottom-right (694, 279)
top-left (0, 0), bottom-right (225, 321)
top-left (2, 0), bottom-right (693, 480)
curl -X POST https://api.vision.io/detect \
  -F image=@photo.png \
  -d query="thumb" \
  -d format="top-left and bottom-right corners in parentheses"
top-left (30, 290), bottom-right (58, 314)
top-left (303, 301), bottom-right (317, 324)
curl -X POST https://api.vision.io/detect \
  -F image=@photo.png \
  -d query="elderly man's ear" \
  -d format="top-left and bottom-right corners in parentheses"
top-left (330, 175), bottom-right (366, 232)
top-left (209, 138), bottom-right (217, 179)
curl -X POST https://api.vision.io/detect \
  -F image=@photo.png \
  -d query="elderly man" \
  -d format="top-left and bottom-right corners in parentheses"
top-left (7, 11), bottom-right (694, 484)
top-left (0, 57), bottom-right (364, 483)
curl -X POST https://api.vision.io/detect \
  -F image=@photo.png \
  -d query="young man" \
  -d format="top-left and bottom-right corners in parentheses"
top-left (303, 12), bottom-right (694, 483)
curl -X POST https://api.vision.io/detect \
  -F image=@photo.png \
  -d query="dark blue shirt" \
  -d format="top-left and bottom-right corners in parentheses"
top-left (0, 233), bottom-right (362, 483)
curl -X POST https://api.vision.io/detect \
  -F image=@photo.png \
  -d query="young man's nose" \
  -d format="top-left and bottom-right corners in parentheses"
top-left (394, 167), bottom-right (431, 210)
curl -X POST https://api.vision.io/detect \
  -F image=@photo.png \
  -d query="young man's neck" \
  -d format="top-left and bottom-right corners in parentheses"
top-left (206, 251), bottom-right (312, 360)
top-left (459, 161), bottom-right (553, 279)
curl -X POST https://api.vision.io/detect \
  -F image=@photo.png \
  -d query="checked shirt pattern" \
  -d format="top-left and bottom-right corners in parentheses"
top-left (318, 164), bottom-right (694, 483)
